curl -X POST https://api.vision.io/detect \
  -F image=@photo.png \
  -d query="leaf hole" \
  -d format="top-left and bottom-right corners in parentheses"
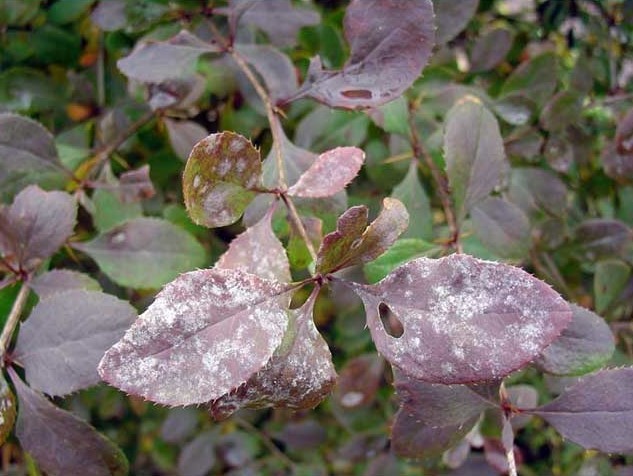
top-left (341, 89), bottom-right (372, 99)
top-left (378, 303), bottom-right (404, 338)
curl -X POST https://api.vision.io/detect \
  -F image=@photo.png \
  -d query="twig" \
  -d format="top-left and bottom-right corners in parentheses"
top-left (0, 282), bottom-right (30, 367)
top-left (234, 417), bottom-right (296, 470)
top-left (281, 194), bottom-right (318, 263)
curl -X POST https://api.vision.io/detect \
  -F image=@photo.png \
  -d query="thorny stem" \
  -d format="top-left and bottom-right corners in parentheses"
top-left (407, 101), bottom-right (461, 252)
top-left (281, 194), bottom-right (318, 263)
top-left (0, 281), bottom-right (30, 368)
top-left (234, 417), bottom-right (296, 470)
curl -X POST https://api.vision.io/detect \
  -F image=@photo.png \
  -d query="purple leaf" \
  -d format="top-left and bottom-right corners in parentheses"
top-left (209, 289), bottom-right (336, 419)
top-left (506, 384), bottom-right (539, 430)
top-left (603, 141), bottom-right (633, 181)
top-left (354, 254), bottom-right (572, 384)
top-left (333, 354), bottom-right (384, 409)
top-left (118, 165), bottom-right (155, 203)
top-left (433, 0), bottom-right (479, 45)
top-left (287, 147), bottom-right (365, 198)
top-left (290, 0), bottom-right (435, 109)
top-left (14, 290), bottom-right (137, 397)
top-left (615, 108), bottom-right (633, 156)
top-left (469, 27), bottom-right (514, 72)
top-left (575, 219), bottom-right (632, 261)
top-left (316, 198), bottom-right (409, 275)
top-left (0, 373), bottom-right (16, 446)
top-left (178, 430), bottom-right (218, 476)
top-left (117, 30), bottom-right (219, 83)
top-left (0, 113), bottom-right (65, 200)
top-left (183, 132), bottom-right (262, 228)
top-left (164, 118), bottom-right (209, 162)
top-left (0, 185), bottom-right (76, 272)
top-left (391, 370), bottom-right (494, 458)
top-left (540, 91), bottom-right (584, 132)
top-left (30, 269), bottom-right (101, 299)
top-left (73, 217), bottom-right (206, 289)
top-left (274, 419), bottom-right (327, 452)
top-left (99, 269), bottom-right (292, 407)
top-left (532, 368), bottom-right (633, 453)
top-left (534, 304), bottom-right (615, 376)
top-left (216, 207), bottom-right (291, 283)
top-left (160, 407), bottom-right (199, 444)
top-left (499, 52), bottom-right (559, 107)
top-left (8, 367), bottom-right (128, 476)
top-left (444, 98), bottom-right (507, 222)
top-left (507, 167), bottom-right (568, 217)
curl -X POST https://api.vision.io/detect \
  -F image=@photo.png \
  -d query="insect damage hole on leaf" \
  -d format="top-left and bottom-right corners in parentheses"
top-left (378, 302), bottom-right (404, 338)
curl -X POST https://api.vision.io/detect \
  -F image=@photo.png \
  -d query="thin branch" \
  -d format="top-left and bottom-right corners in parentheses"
top-left (234, 417), bottom-right (296, 470)
top-left (0, 282), bottom-right (30, 367)
top-left (281, 194), bottom-right (318, 263)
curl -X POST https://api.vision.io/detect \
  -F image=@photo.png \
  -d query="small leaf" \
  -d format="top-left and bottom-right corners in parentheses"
top-left (534, 304), bottom-right (615, 376)
top-left (471, 197), bottom-right (531, 259)
top-left (99, 269), bottom-right (291, 407)
top-left (354, 254), bottom-right (572, 384)
top-left (117, 30), bottom-right (218, 83)
top-left (209, 288), bottom-right (336, 419)
top-left (73, 217), bottom-right (206, 289)
top-left (30, 269), bottom-right (101, 299)
top-left (287, 147), bottom-right (365, 198)
top-left (0, 113), bottom-right (65, 200)
top-left (118, 165), bottom-right (155, 203)
top-left (469, 27), bottom-right (514, 72)
top-left (444, 98), bottom-right (506, 222)
top-left (164, 118), bottom-right (209, 162)
top-left (9, 367), bottom-right (129, 476)
top-left (575, 219), bottom-right (632, 261)
top-left (532, 368), bottom-right (633, 453)
top-left (507, 167), bottom-right (568, 217)
top-left (391, 370), bottom-right (493, 458)
top-left (333, 354), bottom-right (384, 409)
top-left (178, 430), bottom-right (218, 476)
top-left (216, 207), bottom-right (291, 283)
top-left (291, 0), bottom-right (435, 109)
top-left (594, 260), bottom-right (631, 314)
top-left (0, 373), bottom-right (16, 446)
top-left (183, 132), bottom-right (262, 228)
top-left (499, 52), bottom-right (559, 107)
top-left (0, 185), bottom-right (76, 271)
top-left (434, 0), bottom-right (479, 45)
top-left (160, 408), bottom-right (199, 444)
top-left (316, 198), bottom-right (409, 275)
top-left (14, 290), bottom-right (137, 396)
top-left (391, 161), bottom-right (433, 240)
top-left (540, 91), bottom-right (584, 132)
top-left (364, 238), bottom-right (440, 284)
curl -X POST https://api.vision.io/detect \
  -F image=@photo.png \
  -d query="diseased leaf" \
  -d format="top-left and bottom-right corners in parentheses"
top-left (316, 198), bottom-right (409, 275)
top-left (164, 118), bottom-right (208, 162)
top-left (91, 187), bottom-right (143, 233)
top-left (507, 167), bottom-right (568, 217)
top-left (532, 368), bottom-right (633, 453)
top-left (333, 354), bottom-right (384, 409)
top-left (391, 161), bottom-right (433, 240)
top-left (603, 141), bottom-right (633, 181)
top-left (291, 0), bottom-right (435, 109)
top-left (469, 27), bottom-right (514, 72)
top-left (353, 254), bottom-right (572, 384)
top-left (30, 269), bottom-right (101, 299)
top-left (118, 165), bottom-right (155, 203)
top-left (117, 30), bottom-right (218, 83)
top-left (99, 269), bottom-right (291, 407)
top-left (0, 373), bottom-right (16, 446)
top-left (287, 147), bottom-right (365, 198)
top-left (14, 290), bottom-right (137, 396)
top-left (575, 219), bottom-right (632, 261)
top-left (391, 370), bottom-right (493, 458)
top-left (534, 304), bottom-right (615, 376)
top-left (72, 218), bottom-right (206, 289)
top-left (433, 0), bottom-right (479, 45)
top-left (471, 197), bottom-right (531, 259)
top-left (216, 207), bottom-right (291, 283)
top-left (209, 289), bottom-right (336, 419)
top-left (9, 368), bottom-right (129, 476)
top-left (0, 113), bottom-right (65, 200)
top-left (444, 98), bottom-right (506, 222)
top-left (183, 132), bottom-right (262, 228)
top-left (594, 260), bottom-right (631, 314)
top-left (616, 108), bottom-right (633, 156)
top-left (499, 52), bottom-right (559, 107)
top-left (178, 430), bottom-right (218, 476)
top-left (0, 185), bottom-right (76, 271)
top-left (364, 238), bottom-right (440, 284)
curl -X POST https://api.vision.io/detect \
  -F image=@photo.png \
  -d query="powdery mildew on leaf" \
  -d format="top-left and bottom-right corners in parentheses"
top-left (354, 254), bottom-right (572, 384)
top-left (98, 269), bottom-right (291, 407)
top-left (183, 132), bottom-right (262, 228)
top-left (209, 289), bottom-right (336, 419)
top-left (333, 353), bottom-right (384, 409)
top-left (216, 207), bottom-right (291, 283)
top-left (288, 147), bottom-right (365, 198)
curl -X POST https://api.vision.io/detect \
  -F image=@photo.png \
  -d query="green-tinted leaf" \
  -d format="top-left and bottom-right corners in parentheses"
top-left (73, 217), bottom-right (206, 289)
top-left (540, 91), bottom-right (584, 132)
top-left (91, 188), bottom-right (143, 232)
top-left (369, 97), bottom-right (410, 137)
top-left (32, 25), bottom-right (82, 66)
top-left (364, 239), bottom-right (439, 284)
top-left (47, 0), bottom-right (94, 24)
top-left (0, 0), bottom-right (40, 26)
top-left (0, 68), bottom-right (63, 114)
top-left (30, 269), bottom-right (101, 299)
top-left (499, 52), bottom-right (559, 107)
top-left (183, 132), bottom-right (262, 228)
top-left (507, 167), bottom-right (568, 217)
top-left (594, 260), bottom-right (631, 314)
top-left (391, 161), bottom-right (433, 240)
top-left (444, 98), bottom-right (506, 221)
top-left (0, 373), bottom-right (16, 446)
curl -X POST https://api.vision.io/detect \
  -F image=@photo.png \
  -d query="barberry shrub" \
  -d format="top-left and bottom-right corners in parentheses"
top-left (0, 0), bottom-right (632, 474)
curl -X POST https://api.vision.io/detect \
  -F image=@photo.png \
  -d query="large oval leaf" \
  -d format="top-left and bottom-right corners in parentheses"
top-left (353, 254), bottom-right (572, 384)
top-left (99, 269), bottom-right (291, 406)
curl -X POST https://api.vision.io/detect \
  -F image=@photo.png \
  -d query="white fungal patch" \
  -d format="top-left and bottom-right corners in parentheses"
top-left (192, 174), bottom-right (201, 189)
top-left (341, 391), bottom-right (364, 407)
top-left (215, 160), bottom-right (231, 177)
top-left (111, 232), bottom-right (126, 245)
top-left (229, 138), bottom-right (247, 153)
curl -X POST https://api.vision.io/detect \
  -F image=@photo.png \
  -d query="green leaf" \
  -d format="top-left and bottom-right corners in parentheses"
top-left (73, 217), bottom-right (206, 289)
top-left (91, 188), bottom-right (143, 232)
top-left (540, 91), bottom-right (584, 132)
top-left (499, 52), bottom-right (559, 107)
top-left (0, 373), bottom-right (16, 446)
top-left (594, 260), bottom-right (631, 315)
top-left (183, 132), bottom-right (262, 228)
top-left (363, 238), bottom-right (439, 284)
top-left (391, 162), bottom-right (433, 241)
top-left (0, 0), bottom-right (40, 26)
top-left (47, 0), bottom-right (94, 24)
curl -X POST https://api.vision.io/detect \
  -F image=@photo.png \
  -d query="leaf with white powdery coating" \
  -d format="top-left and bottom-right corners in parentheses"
top-left (444, 98), bottom-right (506, 222)
top-left (288, 147), bottom-right (365, 198)
top-left (353, 254), bottom-right (572, 384)
top-left (531, 368), bottom-right (633, 453)
top-left (14, 290), bottom-right (137, 397)
top-left (316, 198), bottom-right (409, 275)
top-left (291, 0), bottom-right (435, 109)
top-left (72, 217), bottom-right (205, 289)
top-left (209, 288), bottom-right (336, 419)
top-left (9, 368), bottom-right (129, 476)
top-left (99, 269), bottom-right (291, 407)
top-left (183, 132), bottom-right (262, 228)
